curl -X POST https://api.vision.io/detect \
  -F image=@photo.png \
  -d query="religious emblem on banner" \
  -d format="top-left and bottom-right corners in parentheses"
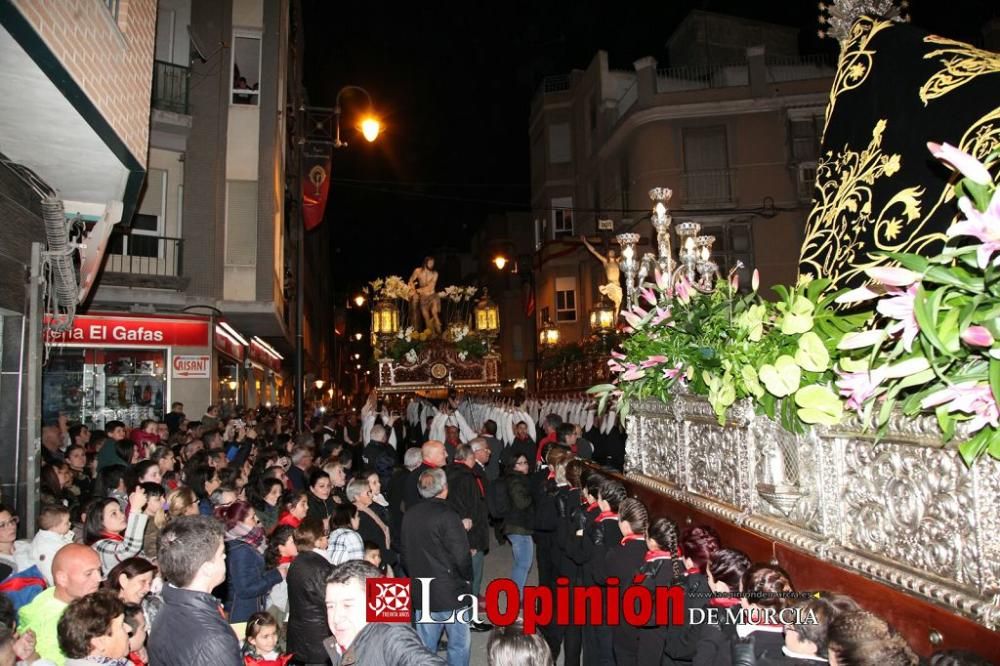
top-left (302, 144), bottom-right (332, 231)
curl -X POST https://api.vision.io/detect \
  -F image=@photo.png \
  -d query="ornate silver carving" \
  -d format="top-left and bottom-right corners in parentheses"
top-left (627, 397), bottom-right (1000, 630)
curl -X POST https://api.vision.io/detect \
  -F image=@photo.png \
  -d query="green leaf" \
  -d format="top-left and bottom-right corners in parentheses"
top-left (935, 404), bottom-right (956, 442)
top-left (794, 385), bottom-right (844, 425)
top-left (989, 430), bottom-right (1000, 460)
top-left (758, 355), bottom-right (802, 398)
top-left (587, 384), bottom-right (617, 395)
top-left (958, 429), bottom-right (990, 466)
top-left (937, 307), bottom-right (962, 353)
top-left (989, 357), bottom-right (1000, 412)
top-left (912, 285), bottom-right (950, 356)
top-left (794, 331), bottom-right (830, 372)
top-left (882, 252), bottom-right (929, 273)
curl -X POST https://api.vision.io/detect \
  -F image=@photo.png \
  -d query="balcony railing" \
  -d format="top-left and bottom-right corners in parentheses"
top-left (765, 53), bottom-right (837, 83)
top-left (105, 230), bottom-right (184, 278)
top-left (682, 169), bottom-right (734, 205)
top-left (152, 60), bottom-right (190, 114)
top-left (656, 63), bottom-right (749, 93)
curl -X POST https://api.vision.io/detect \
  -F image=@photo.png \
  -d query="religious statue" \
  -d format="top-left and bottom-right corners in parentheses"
top-left (581, 236), bottom-right (623, 318)
top-left (408, 256), bottom-right (442, 336)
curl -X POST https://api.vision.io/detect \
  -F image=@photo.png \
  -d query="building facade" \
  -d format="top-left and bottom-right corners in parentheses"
top-left (0, 0), bottom-right (156, 515)
top-left (529, 11), bottom-right (835, 360)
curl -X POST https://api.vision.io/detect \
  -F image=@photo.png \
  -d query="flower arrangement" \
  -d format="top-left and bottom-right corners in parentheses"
top-left (366, 276), bottom-right (413, 301)
top-left (592, 142), bottom-right (1000, 465)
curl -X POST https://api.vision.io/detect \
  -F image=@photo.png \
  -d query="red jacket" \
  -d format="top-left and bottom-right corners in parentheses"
top-left (535, 432), bottom-right (557, 462)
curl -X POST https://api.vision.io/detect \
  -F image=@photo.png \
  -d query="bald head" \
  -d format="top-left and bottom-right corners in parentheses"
top-left (52, 544), bottom-right (102, 602)
top-left (422, 440), bottom-right (447, 467)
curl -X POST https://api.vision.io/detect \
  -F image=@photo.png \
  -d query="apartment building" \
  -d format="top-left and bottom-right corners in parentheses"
top-left (529, 10), bottom-right (835, 351)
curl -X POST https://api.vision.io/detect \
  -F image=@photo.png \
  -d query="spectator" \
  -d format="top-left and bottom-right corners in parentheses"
top-left (827, 611), bottom-right (918, 666)
top-left (502, 421), bottom-right (536, 472)
top-left (186, 466), bottom-right (220, 516)
top-left (164, 403), bottom-right (185, 436)
top-left (0, 506), bottom-right (20, 572)
top-left (503, 454), bottom-right (534, 605)
top-left (201, 405), bottom-right (220, 433)
top-left (264, 524), bottom-right (298, 623)
top-left (322, 559), bottom-right (443, 665)
top-left (487, 623), bottom-right (554, 666)
top-left (251, 478), bottom-right (284, 534)
top-left (401, 468), bottom-right (473, 666)
top-left (138, 483), bottom-right (166, 561)
top-left (287, 446), bottom-right (314, 491)
top-left (18, 504), bottom-right (73, 585)
top-left (348, 478), bottom-right (396, 572)
top-left (220, 501), bottom-right (285, 623)
top-left (328, 504), bottom-right (364, 566)
top-left (276, 490), bottom-right (308, 531)
top-left (362, 424), bottom-right (396, 489)
top-left (476, 424), bottom-right (503, 481)
top-left (241, 612), bottom-right (291, 666)
top-left (321, 460), bottom-right (349, 504)
top-left (84, 490), bottom-right (149, 575)
top-left (147, 516), bottom-right (241, 666)
top-left (403, 440), bottom-right (447, 511)
top-left (286, 518), bottom-right (334, 666)
top-left (150, 447), bottom-right (176, 480)
top-left (104, 558), bottom-right (156, 605)
top-left (56, 590), bottom-right (130, 666)
top-left (123, 602), bottom-right (148, 666)
top-left (165, 487), bottom-right (199, 519)
top-left (19, 544), bottom-right (103, 665)
top-left (65, 445), bottom-right (94, 501)
top-left (305, 470), bottom-right (337, 527)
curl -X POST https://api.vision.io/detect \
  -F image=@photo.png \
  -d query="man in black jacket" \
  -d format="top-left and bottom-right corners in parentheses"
top-left (401, 468), bottom-right (474, 666)
top-left (362, 424), bottom-right (397, 488)
top-left (286, 518), bottom-right (335, 666)
top-left (402, 440), bottom-right (447, 511)
top-left (148, 516), bottom-right (242, 666)
top-left (323, 560), bottom-right (445, 665)
top-left (446, 444), bottom-right (491, 632)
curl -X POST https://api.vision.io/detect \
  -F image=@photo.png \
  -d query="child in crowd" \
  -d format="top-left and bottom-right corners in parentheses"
top-left (758, 592), bottom-right (861, 665)
top-left (124, 602), bottom-right (148, 666)
top-left (16, 504), bottom-right (73, 585)
top-left (241, 611), bottom-right (292, 666)
top-left (735, 564), bottom-right (796, 660)
top-left (139, 482), bottom-right (167, 562)
top-left (363, 540), bottom-right (382, 570)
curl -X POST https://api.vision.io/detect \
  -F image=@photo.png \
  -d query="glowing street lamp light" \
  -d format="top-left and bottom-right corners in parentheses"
top-left (353, 294), bottom-right (366, 308)
top-left (493, 255), bottom-right (508, 271)
top-left (539, 319), bottom-right (560, 348)
top-left (314, 379), bottom-right (324, 390)
top-left (360, 117), bottom-right (381, 143)
top-left (354, 332), bottom-right (363, 341)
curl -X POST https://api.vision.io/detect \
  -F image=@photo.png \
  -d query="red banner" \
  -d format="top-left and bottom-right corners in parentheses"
top-left (302, 144), bottom-right (331, 231)
top-left (250, 340), bottom-right (282, 372)
top-left (44, 314), bottom-right (209, 347)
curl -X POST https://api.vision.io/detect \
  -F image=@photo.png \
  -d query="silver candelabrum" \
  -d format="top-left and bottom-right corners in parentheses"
top-left (617, 188), bottom-right (722, 310)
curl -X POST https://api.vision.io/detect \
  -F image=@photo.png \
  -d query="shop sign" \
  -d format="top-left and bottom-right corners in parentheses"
top-left (214, 328), bottom-right (246, 361)
top-left (44, 314), bottom-right (209, 347)
top-left (173, 355), bottom-right (211, 379)
top-left (250, 340), bottom-right (283, 372)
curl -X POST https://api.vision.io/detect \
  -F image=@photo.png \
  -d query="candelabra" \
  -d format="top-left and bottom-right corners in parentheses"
top-left (616, 233), bottom-right (641, 311)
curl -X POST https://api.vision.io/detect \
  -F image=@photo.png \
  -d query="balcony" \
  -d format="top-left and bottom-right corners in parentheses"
top-left (682, 169), bottom-right (734, 207)
top-left (656, 63), bottom-right (749, 93)
top-left (152, 60), bottom-right (190, 115)
top-left (99, 230), bottom-right (187, 290)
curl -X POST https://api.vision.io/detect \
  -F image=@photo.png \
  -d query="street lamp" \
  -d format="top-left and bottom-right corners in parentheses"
top-left (493, 255), bottom-right (508, 271)
top-left (539, 319), bottom-right (560, 348)
top-left (334, 85), bottom-right (380, 149)
top-left (353, 294), bottom-right (366, 308)
top-left (353, 332), bottom-right (363, 341)
top-left (589, 299), bottom-right (616, 334)
top-left (314, 379), bottom-right (324, 390)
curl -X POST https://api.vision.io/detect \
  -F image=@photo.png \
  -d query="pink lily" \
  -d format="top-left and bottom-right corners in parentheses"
top-left (961, 325), bottom-right (994, 348)
top-left (921, 381), bottom-right (1000, 433)
top-left (729, 272), bottom-right (739, 291)
top-left (927, 142), bottom-right (993, 186)
top-left (610, 350), bottom-right (626, 360)
top-left (650, 307), bottom-right (672, 326)
top-left (948, 187), bottom-right (1000, 269)
top-left (866, 266), bottom-right (921, 287)
top-left (751, 269), bottom-right (760, 293)
top-left (640, 355), bottom-right (669, 369)
top-left (621, 310), bottom-right (644, 329)
top-left (836, 366), bottom-right (888, 415)
top-left (607, 359), bottom-right (625, 372)
top-left (675, 276), bottom-right (691, 304)
top-left (654, 268), bottom-right (669, 292)
top-left (877, 284), bottom-right (919, 352)
top-left (835, 284), bottom-right (881, 304)
top-left (620, 365), bottom-right (647, 382)
top-left (641, 287), bottom-right (658, 307)
top-left (662, 363), bottom-right (684, 381)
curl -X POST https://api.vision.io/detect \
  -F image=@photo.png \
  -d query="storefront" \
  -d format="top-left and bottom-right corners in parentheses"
top-left (43, 313), bottom-right (211, 429)
top-left (214, 322), bottom-right (247, 414)
top-left (248, 336), bottom-right (284, 408)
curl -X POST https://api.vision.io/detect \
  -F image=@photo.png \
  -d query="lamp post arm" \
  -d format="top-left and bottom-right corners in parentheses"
top-left (333, 85), bottom-right (375, 149)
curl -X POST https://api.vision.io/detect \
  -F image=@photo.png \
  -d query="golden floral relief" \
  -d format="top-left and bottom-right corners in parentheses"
top-left (920, 36), bottom-right (1000, 105)
top-left (823, 16), bottom-right (895, 136)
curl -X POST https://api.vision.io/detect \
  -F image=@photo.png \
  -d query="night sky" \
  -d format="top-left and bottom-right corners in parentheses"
top-left (302, 0), bottom-right (996, 291)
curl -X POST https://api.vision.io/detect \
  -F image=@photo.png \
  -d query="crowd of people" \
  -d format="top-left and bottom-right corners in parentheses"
top-left (0, 395), bottom-right (990, 666)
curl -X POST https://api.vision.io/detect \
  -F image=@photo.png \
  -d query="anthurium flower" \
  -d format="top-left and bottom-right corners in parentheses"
top-left (921, 381), bottom-right (1000, 433)
top-left (794, 385), bottom-right (844, 425)
top-left (794, 331), bottom-right (830, 373)
top-left (865, 266), bottom-right (921, 287)
top-left (927, 141), bottom-right (993, 186)
top-left (876, 284), bottom-right (919, 352)
top-left (961, 325), bottom-right (994, 347)
top-left (837, 329), bottom-right (886, 350)
top-left (738, 304), bottom-right (767, 342)
top-left (758, 355), bottom-right (801, 397)
top-left (741, 364), bottom-right (764, 398)
top-left (778, 296), bottom-right (814, 335)
top-left (948, 187), bottom-right (1000, 269)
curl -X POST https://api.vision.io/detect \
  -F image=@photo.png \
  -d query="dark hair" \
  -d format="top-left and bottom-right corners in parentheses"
top-left (157, 516), bottom-right (225, 588)
top-left (308, 469), bottom-right (331, 491)
top-left (84, 497), bottom-right (120, 545)
top-left (0, 591), bottom-right (16, 628)
top-left (293, 517), bottom-right (326, 549)
top-left (584, 471), bottom-right (606, 500)
top-left (245, 611), bottom-right (277, 641)
top-left (679, 525), bottom-right (721, 573)
top-left (363, 540), bottom-right (380, 553)
top-left (325, 559), bottom-right (382, 590)
top-left (132, 460), bottom-right (159, 485)
top-left (828, 611), bottom-right (918, 666)
top-left (187, 464), bottom-right (218, 500)
top-left (265, 525), bottom-right (296, 569)
top-left (483, 420), bottom-right (497, 436)
top-left (544, 413), bottom-right (563, 430)
top-left (331, 502), bottom-right (357, 529)
top-left (252, 478), bottom-right (285, 513)
top-left (741, 563), bottom-right (794, 610)
top-left (618, 497), bottom-right (648, 534)
top-left (114, 438), bottom-right (135, 466)
top-left (929, 650), bottom-right (994, 666)
top-left (647, 517), bottom-right (684, 581)
top-left (40, 462), bottom-right (66, 494)
top-left (791, 593), bottom-right (862, 658)
top-left (140, 481), bottom-right (164, 499)
top-left (57, 590), bottom-right (125, 658)
top-left (105, 420), bottom-right (126, 433)
top-left (280, 489), bottom-right (307, 513)
top-left (565, 459), bottom-right (585, 488)
top-left (555, 422), bottom-right (576, 444)
top-left (486, 623), bottom-right (554, 666)
top-left (104, 558), bottom-right (157, 596)
top-left (68, 423), bottom-right (88, 443)
top-left (707, 548), bottom-right (751, 590)
top-left (123, 602), bottom-right (144, 630)
top-left (598, 480), bottom-right (626, 512)
top-left (96, 465), bottom-right (128, 497)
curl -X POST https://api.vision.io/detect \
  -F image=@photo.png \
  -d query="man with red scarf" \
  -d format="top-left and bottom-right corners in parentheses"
top-left (402, 440), bottom-right (447, 511)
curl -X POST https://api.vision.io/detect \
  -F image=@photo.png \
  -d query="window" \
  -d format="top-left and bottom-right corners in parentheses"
top-left (548, 123), bottom-right (571, 163)
top-left (695, 222), bottom-right (753, 290)
top-left (231, 32), bottom-right (262, 105)
top-left (682, 126), bottom-right (731, 205)
top-left (110, 169), bottom-right (166, 258)
top-left (555, 277), bottom-right (577, 322)
top-left (551, 197), bottom-right (573, 238)
top-left (797, 163), bottom-right (818, 201)
top-left (790, 117), bottom-right (822, 163)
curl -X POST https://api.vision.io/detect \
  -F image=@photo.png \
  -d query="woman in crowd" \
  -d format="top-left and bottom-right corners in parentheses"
top-left (139, 482), bottom-right (167, 561)
top-left (347, 477), bottom-right (396, 571)
top-left (636, 517), bottom-right (684, 665)
top-left (57, 590), bottom-right (131, 666)
top-left (221, 501), bottom-right (285, 623)
top-left (827, 611), bottom-right (919, 666)
top-left (150, 447), bottom-right (176, 480)
top-left (664, 525), bottom-right (722, 664)
top-left (328, 503), bottom-right (364, 566)
top-left (130, 460), bottom-right (162, 487)
top-left (165, 486), bottom-right (199, 519)
top-left (186, 464), bottom-right (220, 516)
top-left (251, 477), bottom-right (285, 534)
top-left (104, 557), bottom-right (157, 606)
top-left (361, 467), bottom-right (390, 524)
top-left (264, 524), bottom-right (298, 623)
top-left (321, 459), bottom-right (349, 504)
top-left (85, 490), bottom-right (149, 574)
top-left (695, 548), bottom-right (752, 666)
top-left (40, 462), bottom-right (75, 509)
top-left (305, 470), bottom-right (337, 527)
top-left (65, 444), bottom-right (94, 500)
top-left (276, 490), bottom-right (308, 530)
top-left (504, 453), bottom-right (535, 605)
top-left (96, 465), bottom-right (129, 509)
